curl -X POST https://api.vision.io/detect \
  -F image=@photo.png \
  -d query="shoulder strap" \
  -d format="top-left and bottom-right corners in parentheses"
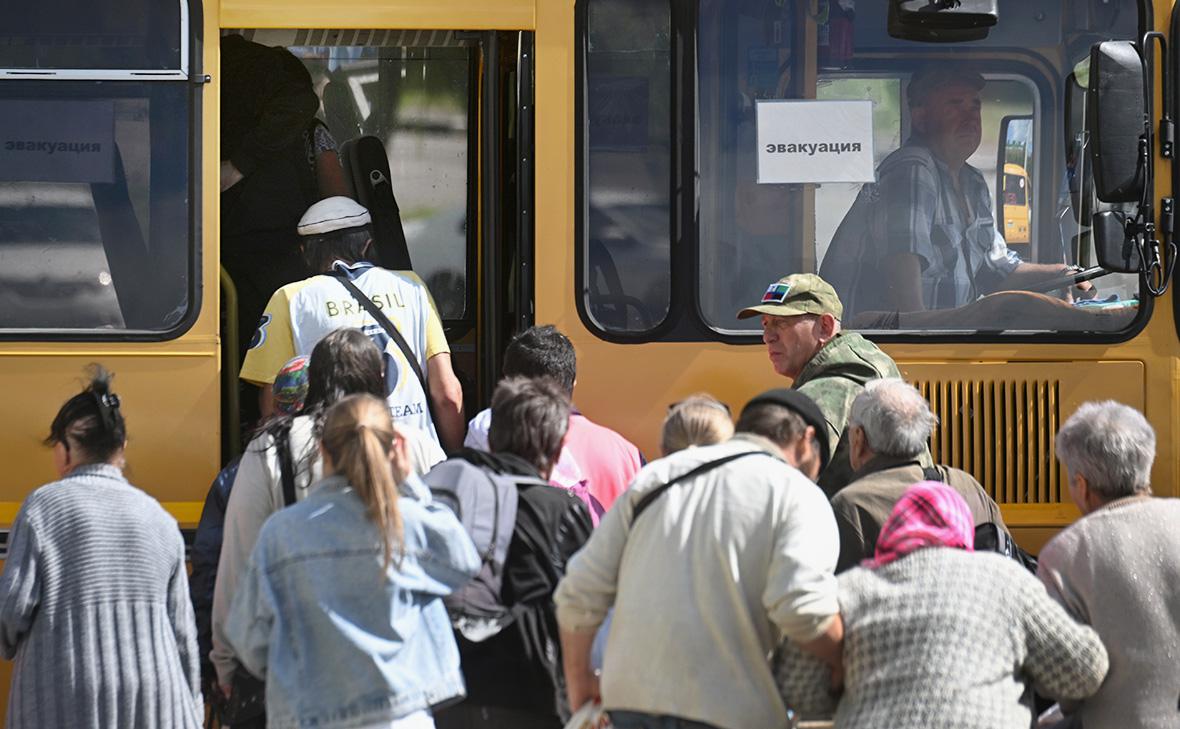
top-left (922, 465), bottom-right (946, 483)
top-left (329, 270), bottom-right (437, 425)
top-left (275, 424), bottom-right (297, 508)
top-left (632, 451), bottom-right (769, 524)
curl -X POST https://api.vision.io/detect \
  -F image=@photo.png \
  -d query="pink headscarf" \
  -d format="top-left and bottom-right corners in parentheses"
top-left (868, 481), bottom-right (975, 569)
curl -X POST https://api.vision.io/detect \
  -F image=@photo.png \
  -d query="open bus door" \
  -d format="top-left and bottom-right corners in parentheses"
top-left (218, 28), bottom-right (534, 459)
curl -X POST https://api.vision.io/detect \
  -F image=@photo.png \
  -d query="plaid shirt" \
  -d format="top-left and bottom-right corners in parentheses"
top-left (829, 140), bottom-right (1022, 313)
top-left (878, 140), bottom-right (1022, 308)
top-left (775, 548), bottom-right (1109, 729)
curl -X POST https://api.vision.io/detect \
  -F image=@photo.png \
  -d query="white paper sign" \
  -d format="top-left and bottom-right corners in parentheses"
top-left (0, 100), bottom-right (116, 184)
top-left (756, 100), bottom-right (875, 184)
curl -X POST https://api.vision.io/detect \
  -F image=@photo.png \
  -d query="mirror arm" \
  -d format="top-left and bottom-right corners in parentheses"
top-left (1142, 32), bottom-right (1173, 159)
top-left (1131, 32), bottom-right (1177, 296)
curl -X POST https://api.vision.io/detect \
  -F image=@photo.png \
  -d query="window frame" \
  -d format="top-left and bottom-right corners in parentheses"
top-left (0, 0), bottom-right (191, 80)
top-left (574, 0), bottom-right (1155, 345)
top-left (0, 0), bottom-right (203, 341)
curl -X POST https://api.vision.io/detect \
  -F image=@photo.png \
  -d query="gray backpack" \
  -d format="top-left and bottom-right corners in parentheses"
top-left (423, 457), bottom-right (548, 641)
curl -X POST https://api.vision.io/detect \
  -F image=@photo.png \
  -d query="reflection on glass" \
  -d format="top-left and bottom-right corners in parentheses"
top-left (290, 46), bottom-right (471, 320)
top-left (583, 0), bottom-right (672, 333)
top-left (0, 85), bottom-right (190, 330)
top-left (0, 0), bottom-right (183, 70)
top-left (698, 0), bottom-right (800, 330)
top-left (819, 72), bottom-right (1133, 331)
top-left (580, 0), bottom-right (1142, 335)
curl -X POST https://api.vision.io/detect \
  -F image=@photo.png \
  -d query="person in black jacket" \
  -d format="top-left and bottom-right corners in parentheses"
top-left (219, 34), bottom-right (350, 373)
top-left (432, 377), bottom-right (594, 729)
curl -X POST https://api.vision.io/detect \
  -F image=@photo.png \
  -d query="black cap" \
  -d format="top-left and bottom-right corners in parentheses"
top-left (741, 388), bottom-right (831, 472)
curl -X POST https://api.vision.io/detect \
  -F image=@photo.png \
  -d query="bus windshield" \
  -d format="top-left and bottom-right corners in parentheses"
top-left (581, 0), bottom-right (1144, 338)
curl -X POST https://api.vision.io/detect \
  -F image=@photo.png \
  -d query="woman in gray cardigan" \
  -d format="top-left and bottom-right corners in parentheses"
top-left (777, 481), bottom-right (1109, 729)
top-left (0, 367), bottom-right (203, 729)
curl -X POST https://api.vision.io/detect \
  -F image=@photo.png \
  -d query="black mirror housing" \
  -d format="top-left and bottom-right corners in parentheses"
top-left (1088, 41), bottom-right (1147, 203)
top-left (888, 0), bottom-right (998, 43)
top-left (1092, 211), bottom-right (1142, 273)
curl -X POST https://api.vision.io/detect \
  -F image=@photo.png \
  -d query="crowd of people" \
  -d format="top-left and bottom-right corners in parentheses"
top-left (0, 190), bottom-right (1176, 729)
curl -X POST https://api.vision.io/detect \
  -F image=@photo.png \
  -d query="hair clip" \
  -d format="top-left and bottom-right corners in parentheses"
top-left (92, 391), bottom-right (121, 432)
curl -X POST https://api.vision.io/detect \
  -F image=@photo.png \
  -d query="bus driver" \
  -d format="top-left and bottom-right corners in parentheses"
top-left (821, 66), bottom-right (1090, 317)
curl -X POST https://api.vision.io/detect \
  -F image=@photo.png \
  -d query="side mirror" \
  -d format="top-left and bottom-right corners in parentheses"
top-left (996, 115), bottom-right (1034, 250)
top-left (1091, 211), bottom-right (1142, 273)
top-left (1087, 41), bottom-right (1146, 203)
top-left (888, 0), bottom-right (998, 43)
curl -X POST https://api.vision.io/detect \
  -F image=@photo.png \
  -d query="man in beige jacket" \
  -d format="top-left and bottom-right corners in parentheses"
top-left (554, 390), bottom-right (842, 729)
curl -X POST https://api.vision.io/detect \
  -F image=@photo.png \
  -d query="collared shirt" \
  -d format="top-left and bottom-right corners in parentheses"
top-left (831, 140), bottom-right (1022, 313)
top-left (878, 140), bottom-right (1022, 308)
top-left (554, 434), bottom-right (839, 729)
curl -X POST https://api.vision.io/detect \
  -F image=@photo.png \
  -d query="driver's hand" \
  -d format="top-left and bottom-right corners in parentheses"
top-left (1057, 265), bottom-right (1097, 302)
top-left (1073, 280), bottom-right (1097, 300)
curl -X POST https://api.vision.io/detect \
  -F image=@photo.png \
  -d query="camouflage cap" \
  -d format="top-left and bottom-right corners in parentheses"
top-left (736, 273), bottom-right (844, 321)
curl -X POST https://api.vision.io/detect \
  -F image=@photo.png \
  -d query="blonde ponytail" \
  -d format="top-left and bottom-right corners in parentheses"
top-left (320, 394), bottom-right (404, 570)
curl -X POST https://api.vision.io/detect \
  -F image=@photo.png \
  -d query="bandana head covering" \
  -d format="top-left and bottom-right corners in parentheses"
top-left (272, 355), bottom-right (311, 415)
top-left (869, 481), bottom-right (975, 568)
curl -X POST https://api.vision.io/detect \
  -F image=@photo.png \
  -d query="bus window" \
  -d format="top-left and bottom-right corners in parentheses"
top-left (697, 0), bottom-right (805, 329)
top-left (578, 0), bottom-right (1145, 340)
top-left (0, 0), bottom-right (185, 72)
top-left (0, 3), bottom-right (194, 334)
top-left (581, 0), bottom-right (672, 334)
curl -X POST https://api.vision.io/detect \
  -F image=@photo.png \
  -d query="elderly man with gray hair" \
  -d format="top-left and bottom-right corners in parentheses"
top-left (1038, 401), bottom-right (1180, 729)
top-left (830, 378), bottom-right (1007, 573)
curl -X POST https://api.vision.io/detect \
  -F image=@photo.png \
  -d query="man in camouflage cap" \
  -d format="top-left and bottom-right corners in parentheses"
top-left (739, 273), bottom-right (919, 496)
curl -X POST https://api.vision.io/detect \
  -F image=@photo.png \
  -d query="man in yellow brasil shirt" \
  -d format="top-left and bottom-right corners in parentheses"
top-left (240, 196), bottom-right (465, 452)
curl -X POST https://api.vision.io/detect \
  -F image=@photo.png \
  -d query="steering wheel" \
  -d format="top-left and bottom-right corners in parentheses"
top-left (587, 239), bottom-right (656, 331)
top-left (1021, 266), bottom-right (1110, 297)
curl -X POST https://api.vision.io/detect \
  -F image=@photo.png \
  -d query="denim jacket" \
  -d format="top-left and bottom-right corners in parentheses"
top-left (224, 474), bottom-right (480, 729)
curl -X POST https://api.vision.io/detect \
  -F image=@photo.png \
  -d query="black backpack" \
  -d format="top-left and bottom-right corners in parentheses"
top-left (423, 453), bottom-right (549, 642)
top-left (921, 466), bottom-right (1038, 574)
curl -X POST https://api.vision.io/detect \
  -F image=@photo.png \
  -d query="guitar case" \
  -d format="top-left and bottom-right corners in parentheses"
top-left (340, 135), bottom-right (414, 271)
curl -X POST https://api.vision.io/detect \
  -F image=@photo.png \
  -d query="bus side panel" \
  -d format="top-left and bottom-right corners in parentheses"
top-left (0, 353), bottom-right (221, 523)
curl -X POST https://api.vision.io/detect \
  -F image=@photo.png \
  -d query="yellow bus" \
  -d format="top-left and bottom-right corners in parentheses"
top-left (1003, 162), bottom-right (1031, 245)
top-left (1, 0), bottom-right (1176, 710)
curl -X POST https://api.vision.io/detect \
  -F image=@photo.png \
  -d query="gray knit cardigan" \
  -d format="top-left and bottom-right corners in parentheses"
top-left (777, 548), bottom-right (1109, 729)
top-left (0, 464), bottom-right (203, 728)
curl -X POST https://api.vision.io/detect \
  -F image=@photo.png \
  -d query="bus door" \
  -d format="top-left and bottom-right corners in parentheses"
top-left (219, 28), bottom-right (533, 450)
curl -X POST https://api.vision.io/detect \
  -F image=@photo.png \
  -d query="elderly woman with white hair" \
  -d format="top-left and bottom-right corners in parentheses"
top-left (1038, 400), bottom-right (1180, 729)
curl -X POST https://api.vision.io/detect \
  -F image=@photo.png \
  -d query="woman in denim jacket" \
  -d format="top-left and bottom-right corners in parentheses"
top-left (225, 394), bottom-right (480, 728)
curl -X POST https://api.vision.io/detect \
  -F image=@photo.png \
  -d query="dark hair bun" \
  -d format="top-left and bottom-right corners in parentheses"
top-left (45, 364), bottom-right (126, 463)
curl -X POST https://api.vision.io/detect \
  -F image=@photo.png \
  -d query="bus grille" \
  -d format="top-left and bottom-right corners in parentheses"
top-left (913, 379), bottom-right (1062, 505)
